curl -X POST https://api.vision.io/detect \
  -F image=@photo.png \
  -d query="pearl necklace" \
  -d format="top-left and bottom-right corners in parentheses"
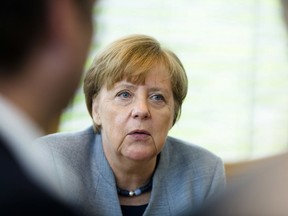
top-left (116, 178), bottom-right (153, 197)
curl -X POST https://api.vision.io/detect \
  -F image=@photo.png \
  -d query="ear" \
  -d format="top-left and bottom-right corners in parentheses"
top-left (92, 97), bottom-right (101, 126)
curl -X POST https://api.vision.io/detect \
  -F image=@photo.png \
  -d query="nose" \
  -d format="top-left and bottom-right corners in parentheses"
top-left (131, 98), bottom-right (151, 119)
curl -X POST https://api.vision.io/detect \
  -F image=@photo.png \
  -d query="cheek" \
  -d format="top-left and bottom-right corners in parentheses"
top-left (165, 105), bottom-right (175, 129)
top-left (100, 107), bottom-right (127, 131)
top-left (154, 110), bottom-right (174, 134)
top-left (153, 114), bottom-right (173, 152)
top-left (101, 110), bottom-right (128, 148)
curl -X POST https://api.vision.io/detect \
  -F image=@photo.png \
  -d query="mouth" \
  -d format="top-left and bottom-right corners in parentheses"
top-left (128, 130), bottom-right (151, 136)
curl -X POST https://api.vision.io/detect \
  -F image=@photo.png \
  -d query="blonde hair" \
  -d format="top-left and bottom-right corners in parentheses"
top-left (84, 34), bottom-right (188, 132)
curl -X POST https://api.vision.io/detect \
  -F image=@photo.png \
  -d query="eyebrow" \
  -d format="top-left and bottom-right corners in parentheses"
top-left (113, 82), bottom-right (136, 90)
top-left (114, 81), bottom-right (170, 95)
top-left (149, 87), bottom-right (163, 92)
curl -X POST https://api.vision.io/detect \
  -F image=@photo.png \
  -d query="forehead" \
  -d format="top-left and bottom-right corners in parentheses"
top-left (126, 61), bottom-right (169, 84)
top-left (104, 59), bottom-right (170, 89)
top-left (143, 63), bottom-right (171, 84)
top-left (118, 64), bottom-right (171, 88)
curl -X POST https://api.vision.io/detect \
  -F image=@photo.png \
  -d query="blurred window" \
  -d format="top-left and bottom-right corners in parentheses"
top-left (60, 0), bottom-right (288, 162)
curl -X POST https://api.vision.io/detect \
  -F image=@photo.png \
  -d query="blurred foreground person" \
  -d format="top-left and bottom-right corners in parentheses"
top-left (0, 0), bottom-right (96, 215)
top-left (189, 0), bottom-right (288, 215)
top-left (190, 153), bottom-right (288, 216)
top-left (36, 34), bottom-right (226, 216)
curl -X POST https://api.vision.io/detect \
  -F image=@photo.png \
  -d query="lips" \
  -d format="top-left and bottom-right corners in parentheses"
top-left (127, 130), bottom-right (151, 141)
top-left (128, 130), bottom-right (151, 136)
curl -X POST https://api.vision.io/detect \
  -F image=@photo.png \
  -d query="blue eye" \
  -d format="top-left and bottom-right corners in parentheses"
top-left (117, 91), bottom-right (131, 99)
top-left (151, 94), bottom-right (165, 101)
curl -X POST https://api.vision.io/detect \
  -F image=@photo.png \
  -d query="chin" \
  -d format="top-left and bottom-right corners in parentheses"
top-left (125, 151), bottom-right (156, 162)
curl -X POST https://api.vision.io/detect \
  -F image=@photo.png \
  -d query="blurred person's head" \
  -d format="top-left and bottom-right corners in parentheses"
top-left (0, 0), bottom-right (96, 133)
top-left (282, 0), bottom-right (288, 25)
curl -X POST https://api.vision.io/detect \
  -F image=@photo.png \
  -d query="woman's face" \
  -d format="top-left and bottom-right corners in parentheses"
top-left (92, 64), bottom-right (175, 162)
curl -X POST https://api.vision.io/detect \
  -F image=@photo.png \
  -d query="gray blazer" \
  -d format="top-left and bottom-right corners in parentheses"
top-left (36, 126), bottom-right (225, 216)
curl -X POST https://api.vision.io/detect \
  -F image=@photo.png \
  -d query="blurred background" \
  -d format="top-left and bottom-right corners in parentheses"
top-left (59, 0), bottom-right (288, 162)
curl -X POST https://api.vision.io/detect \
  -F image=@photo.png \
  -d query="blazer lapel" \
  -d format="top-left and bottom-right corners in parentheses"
top-left (89, 133), bottom-right (123, 216)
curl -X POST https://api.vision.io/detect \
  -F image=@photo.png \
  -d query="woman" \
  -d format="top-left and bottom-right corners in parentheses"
top-left (37, 34), bottom-right (225, 216)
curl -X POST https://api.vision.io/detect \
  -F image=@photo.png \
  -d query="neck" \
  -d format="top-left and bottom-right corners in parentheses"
top-left (113, 156), bottom-right (159, 191)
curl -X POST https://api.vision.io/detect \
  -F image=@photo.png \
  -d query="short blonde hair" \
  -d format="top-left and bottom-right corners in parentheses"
top-left (84, 34), bottom-right (188, 132)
